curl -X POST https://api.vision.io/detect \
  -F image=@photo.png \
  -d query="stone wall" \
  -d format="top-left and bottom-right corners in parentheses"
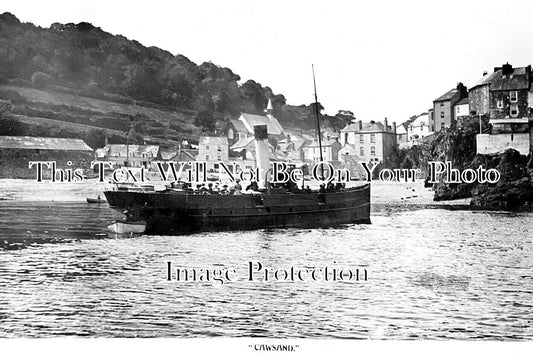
top-left (476, 133), bottom-right (530, 155)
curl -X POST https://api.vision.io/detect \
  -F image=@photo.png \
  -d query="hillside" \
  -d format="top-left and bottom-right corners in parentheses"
top-left (0, 12), bottom-right (352, 143)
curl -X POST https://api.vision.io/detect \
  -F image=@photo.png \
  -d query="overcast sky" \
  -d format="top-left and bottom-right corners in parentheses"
top-left (3, 0), bottom-right (533, 124)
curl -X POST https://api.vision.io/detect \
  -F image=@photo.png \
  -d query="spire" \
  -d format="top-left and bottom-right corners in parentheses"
top-left (265, 98), bottom-right (273, 120)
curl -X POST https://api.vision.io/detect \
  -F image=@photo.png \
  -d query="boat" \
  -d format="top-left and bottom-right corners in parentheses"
top-left (103, 66), bottom-right (371, 235)
top-left (87, 197), bottom-right (106, 204)
top-left (107, 220), bottom-right (147, 234)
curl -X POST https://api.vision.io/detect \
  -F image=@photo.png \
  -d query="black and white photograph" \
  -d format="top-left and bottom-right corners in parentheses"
top-left (0, 0), bottom-right (532, 354)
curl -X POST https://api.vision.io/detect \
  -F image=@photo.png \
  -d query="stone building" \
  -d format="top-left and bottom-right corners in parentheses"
top-left (0, 136), bottom-right (93, 179)
top-left (476, 63), bottom-right (532, 155)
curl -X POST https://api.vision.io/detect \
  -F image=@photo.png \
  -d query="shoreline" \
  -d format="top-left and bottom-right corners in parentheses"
top-left (0, 178), bottom-right (471, 206)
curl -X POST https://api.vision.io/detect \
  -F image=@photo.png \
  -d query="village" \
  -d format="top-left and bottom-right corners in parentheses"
top-left (1, 62), bottom-right (532, 186)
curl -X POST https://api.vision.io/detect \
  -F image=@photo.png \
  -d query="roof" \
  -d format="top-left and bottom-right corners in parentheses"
top-left (434, 88), bottom-right (460, 102)
top-left (0, 136), bottom-right (93, 151)
top-left (307, 138), bottom-right (340, 148)
top-left (341, 121), bottom-right (388, 133)
top-left (239, 113), bottom-right (284, 136)
top-left (470, 71), bottom-right (498, 90)
top-left (160, 149), bottom-right (177, 160)
top-left (409, 113), bottom-right (430, 128)
top-left (229, 119), bottom-right (247, 132)
top-left (170, 149), bottom-right (198, 161)
top-left (198, 136), bottom-right (228, 146)
top-left (455, 97), bottom-right (469, 106)
top-left (98, 144), bottom-right (159, 158)
top-left (396, 125), bottom-right (407, 135)
top-left (490, 66), bottom-right (530, 91)
top-left (230, 136), bottom-right (255, 151)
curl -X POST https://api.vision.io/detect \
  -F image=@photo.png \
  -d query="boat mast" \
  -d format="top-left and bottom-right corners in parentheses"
top-left (312, 65), bottom-right (324, 178)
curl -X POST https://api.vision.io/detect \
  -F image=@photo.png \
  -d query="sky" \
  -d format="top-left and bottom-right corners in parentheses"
top-left (3, 0), bottom-right (533, 124)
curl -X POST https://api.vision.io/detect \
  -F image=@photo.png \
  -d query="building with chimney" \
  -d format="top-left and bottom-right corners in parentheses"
top-left (340, 119), bottom-right (397, 164)
top-left (476, 63), bottom-right (532, 155)
top-left (433, 83), bottom-right (468, 131)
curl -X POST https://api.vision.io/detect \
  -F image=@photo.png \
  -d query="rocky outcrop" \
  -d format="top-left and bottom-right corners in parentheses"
top-left (433, 149), bottom-right (533, 211)
top-left (469, 150), bottom-right (533, 210)
top-left (400, 117), bottom-right (533, 211)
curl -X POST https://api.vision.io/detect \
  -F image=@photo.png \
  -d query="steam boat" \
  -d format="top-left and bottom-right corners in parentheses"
top-left (104, 67), bottom-right (371, 235)
top-left (104, 182), bottom-right (370, 235)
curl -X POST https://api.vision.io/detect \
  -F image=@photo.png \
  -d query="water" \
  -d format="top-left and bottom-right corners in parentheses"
top-left (0, 202), bottom-right (532, 339)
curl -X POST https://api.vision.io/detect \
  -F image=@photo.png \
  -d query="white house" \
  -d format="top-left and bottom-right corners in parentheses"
top-left (197, 136), bottom-right (229, 172)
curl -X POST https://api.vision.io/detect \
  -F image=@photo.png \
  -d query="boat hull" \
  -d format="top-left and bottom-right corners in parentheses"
top-left (87, 198), bottom-right (106, 204)
top-left (104, 184), bottom-right (371, 235)
top-left (107, 221), bottom-right (146, 234)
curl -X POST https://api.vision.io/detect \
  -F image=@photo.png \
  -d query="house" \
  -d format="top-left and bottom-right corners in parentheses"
top-left (305, 138), bottom-right (342, 163)
top-left (396, 124), bottom-right (409, 149)
top-left (225, 98), bottom-right (285, 144)
top-left (0, 136), bottom-right (93, 179)
top-left (406, 113), bottom-right (433, 145)
top-left (340, 119), bottom-right (397, 164)
top-left (468, 71), bottom-right (497, 116)
top-left (276, 134), bottom-right (307, 163)
top-left (476, 63), bottom-right (532, 155)
top-left (454, 98), bottom-right (470, 126)
top-left (196, 136), bottom-right (229, 172)
top-left (95, 144), bottom-right (161, 169)
top-left (433, 83), bottom-right (468, 131)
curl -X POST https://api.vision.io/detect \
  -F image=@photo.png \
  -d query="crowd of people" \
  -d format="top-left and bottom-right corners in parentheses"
top-left (168, 180), bottom-right (347, 195)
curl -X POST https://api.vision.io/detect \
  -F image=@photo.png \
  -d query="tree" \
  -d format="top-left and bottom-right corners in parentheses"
top-left (194, 110), bottom-right (216, 133)
top-left (0, 117), bottom-right (28, 136)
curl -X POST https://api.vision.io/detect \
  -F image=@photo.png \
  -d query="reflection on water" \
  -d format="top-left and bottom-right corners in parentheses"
top-left (0, 202), bottom-right (532, 339)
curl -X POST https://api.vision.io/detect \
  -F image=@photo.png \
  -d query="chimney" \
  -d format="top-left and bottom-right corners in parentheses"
top-left (392, 122), bottom-right (397, 134)
top-left (384, 117), bottom-right (388, 132)
top-left (254, 125), bottom-right (270, 189)
top-left (502, 62), bottom-right (513, 75)
top-left (358, 120), bottom-right (363, 130)
top-left (286, 134), bottom-right (291, 143)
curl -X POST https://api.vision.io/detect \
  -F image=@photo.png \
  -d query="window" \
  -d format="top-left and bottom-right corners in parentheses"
top-left (359, 134), bottom-right (364, 143)
top-left (206, 145), bottom-right (210, 151)
top-left (440, 111), bottom-right (444, 119)
top-left (370, 133), bottom-right (375, 143)
top-left (360, 147), bottom-right (364, 156)
top-left (497, 99), bottom-right (504, 109)
top-left (510, 91), bottom-right (518, 102)
top-left (440, 103), bottom-right (444, 107)
top-left (217, 146), bottom-right (221, 151)
top-left (214, 163), bottom-right (219, 170)
top-left (205, 155), bottom-right (210, 160)
top-left (371, 146), bottom-right (376, 155)
top-left (217, 155), bottom-right (222, 160)
top-left (344, 132), bottom-right (348, 143)
top-left (510, 104), bottom-right (519, 117)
